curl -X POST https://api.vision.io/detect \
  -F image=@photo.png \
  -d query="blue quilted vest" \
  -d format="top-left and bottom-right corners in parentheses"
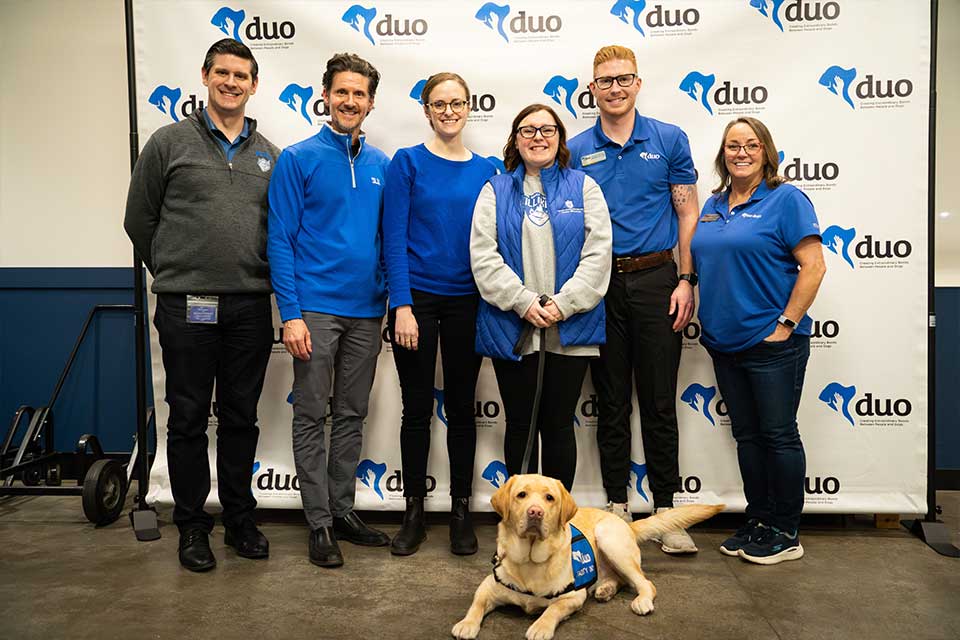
top-left (475, 162), bottom-right (606, 361)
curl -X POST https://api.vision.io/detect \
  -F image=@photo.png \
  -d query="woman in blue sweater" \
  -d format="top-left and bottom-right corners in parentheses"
top-left (382, 72), bottom-right (497, 556)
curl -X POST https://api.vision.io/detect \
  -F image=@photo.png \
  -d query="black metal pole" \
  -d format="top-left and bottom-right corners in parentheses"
top-left (124, 0), bottom-right (158, 542)
top-left (925, 0), bottom-right (938, 525)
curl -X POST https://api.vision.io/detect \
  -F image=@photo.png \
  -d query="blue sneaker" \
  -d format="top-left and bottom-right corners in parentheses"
top-left (719, 519), bottom-right (765, 557)
top-left (738, 526), bottom-right (804, 565)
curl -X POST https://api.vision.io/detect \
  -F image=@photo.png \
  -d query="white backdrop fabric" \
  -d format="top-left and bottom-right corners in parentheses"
top-left (139, 0), bottom-right (931, 514)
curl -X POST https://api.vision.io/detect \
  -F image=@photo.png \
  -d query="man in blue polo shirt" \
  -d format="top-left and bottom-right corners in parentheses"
top-left (568, 45), bottom-right (700, 554)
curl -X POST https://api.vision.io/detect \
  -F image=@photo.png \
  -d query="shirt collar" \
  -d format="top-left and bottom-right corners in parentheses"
top-left (591, 110), bottom-right (650, 149)
top-left (712, 180), bottom-right (774, 214)
top-left (202, 109), bottom-right (250, 144)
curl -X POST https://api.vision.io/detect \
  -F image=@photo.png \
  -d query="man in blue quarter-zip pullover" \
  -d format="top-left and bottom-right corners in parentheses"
top-left (124, 39), bottom-right (277, 573)
top-left (268, 53), bottom-right (391, 569)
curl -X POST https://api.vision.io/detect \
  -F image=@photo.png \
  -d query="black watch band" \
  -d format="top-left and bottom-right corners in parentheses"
top-left (679, 273), bottom-right (698, 287)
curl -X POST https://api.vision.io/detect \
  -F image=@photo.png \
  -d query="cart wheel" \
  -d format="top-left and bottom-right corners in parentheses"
top-left (82, 459), bottom-right (126, 526)
top-left (46, 464), bottom-right (62, 486)
top-left (22, 467), bottom-right (41, 486)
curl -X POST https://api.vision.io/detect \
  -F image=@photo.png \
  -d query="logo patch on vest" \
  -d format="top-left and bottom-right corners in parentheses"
top-left (255, 151), bottom-right (272, 172)
top-left (556, 199), bottom-right (583, 215)
top-left (570, 524), bottom-right (597, 590)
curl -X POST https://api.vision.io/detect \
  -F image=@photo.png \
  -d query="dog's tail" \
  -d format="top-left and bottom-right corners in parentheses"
top-left (630, 504), bottom-right (724, 543)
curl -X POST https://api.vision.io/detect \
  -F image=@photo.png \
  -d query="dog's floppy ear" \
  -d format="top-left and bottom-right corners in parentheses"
top-left (490, 475), bottom-right (515, 520)
top-left (559, 481), bottom-right (578, 526)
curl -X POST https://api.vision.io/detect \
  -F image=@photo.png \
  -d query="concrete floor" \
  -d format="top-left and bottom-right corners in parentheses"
top-left (1, 490), bottom-right (959, 640)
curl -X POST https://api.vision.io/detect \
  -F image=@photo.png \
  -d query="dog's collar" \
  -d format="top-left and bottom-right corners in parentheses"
top-left (491, 524), bottom-right (598, 599)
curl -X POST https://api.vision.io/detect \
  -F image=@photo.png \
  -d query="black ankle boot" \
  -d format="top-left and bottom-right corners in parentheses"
top-left (450, 497), bottom-right (478, 555)
top-left (390, 497), bottom-right (426, 556)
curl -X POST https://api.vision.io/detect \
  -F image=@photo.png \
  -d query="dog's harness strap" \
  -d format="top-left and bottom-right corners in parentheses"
top-left (490, 525), bottom-right (598, 599)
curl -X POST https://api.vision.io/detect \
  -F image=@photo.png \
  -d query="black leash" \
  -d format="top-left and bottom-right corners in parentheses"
top-left (513, 294), bottom-right (550, 475)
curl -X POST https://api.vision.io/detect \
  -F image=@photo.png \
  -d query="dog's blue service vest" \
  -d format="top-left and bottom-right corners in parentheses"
top-left (491, 524), bottom-right (598, 598)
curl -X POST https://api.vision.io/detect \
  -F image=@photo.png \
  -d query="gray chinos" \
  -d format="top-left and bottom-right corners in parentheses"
top-left (291, 311), bottom-right (383, 530)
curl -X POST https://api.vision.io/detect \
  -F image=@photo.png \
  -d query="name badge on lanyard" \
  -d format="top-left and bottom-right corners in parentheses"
top-left (186, 295), bottom-right (219, 324)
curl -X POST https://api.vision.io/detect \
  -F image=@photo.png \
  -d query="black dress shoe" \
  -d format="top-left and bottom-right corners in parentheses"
top-left (225, 520), bottom-right (269, 559)
top-left (309, 526), bottom-right (344, 568)
top-left (450, 497), bottom-right (478, 556)
top-left (390, 497), bottom-right (426, 556)
top-left (179, 529), bottom-right (216, 572)
top-left (333, 511), bottom-right (390, 546)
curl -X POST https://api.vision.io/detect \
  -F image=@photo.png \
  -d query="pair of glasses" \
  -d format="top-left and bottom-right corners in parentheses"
top-left (427, 99), bottom-right (468, 114)
top-left (725, 142), bottom-right (763, 154)
top-left (593, 73), bottom-right (637, 90)
top-left (517, 125), bottom-right (558, 139)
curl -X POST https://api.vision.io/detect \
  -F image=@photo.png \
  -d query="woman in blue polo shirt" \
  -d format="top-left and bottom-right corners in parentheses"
top-left (691, 117), bottom-right (826, 565)
top-left (383, 72), bottom-right (497, 557)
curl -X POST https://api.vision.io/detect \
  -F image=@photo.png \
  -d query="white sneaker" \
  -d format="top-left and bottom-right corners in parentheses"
top-left (654, 507), bottom-right (698, 554)
top-left (603, 501), bottom-right (632, 524)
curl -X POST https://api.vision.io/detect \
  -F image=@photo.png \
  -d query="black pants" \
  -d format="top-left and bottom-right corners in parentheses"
top-left (591, 262), bottom-right (681, 506)
top-left (154, 293), bottom-right (273, 533)
top-left (493, 352), bottom-right (588, 491)
top-left (388, 290), bottom-right (482, 498)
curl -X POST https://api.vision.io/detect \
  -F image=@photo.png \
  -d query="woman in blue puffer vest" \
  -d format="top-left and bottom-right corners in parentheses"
top-left (470, 103), bottom-right (612, 490)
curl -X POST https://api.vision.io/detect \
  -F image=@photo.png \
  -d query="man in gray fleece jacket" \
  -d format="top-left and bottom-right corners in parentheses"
top-left (124, 39), bottom-right (279, 572)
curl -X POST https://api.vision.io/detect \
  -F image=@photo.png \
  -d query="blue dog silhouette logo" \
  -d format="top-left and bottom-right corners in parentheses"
top-left (543, 75), bottom-right (579, 119)
top-left (148, 85), bottom-right (182, 123)
top-left (252, 460), bottom-right (261, 475)
top-left (279, 83), bottom-right (314, 124)
top-left (610, 0), bottom-right (646, 36)
top-left (679, 71), bottom-right (715, 115)
top-left (356, 459), bottom-right (387, 499)
top-left (342, 5), bottom-right (377, 45)
top-left (475, 2), bottom-right (511, 43)
top-left (680, 383), bottom-right (717, 426)
top-left (819, 65), bottom-right (857, 110)
top-left (409, 78), bottom-right (427, 103)
top-left (211, 6), bottom-right (246, 42)
top-left (748, 0), bottom-right (786, 32)
top-left (821, 224), bottom-right (856, 269)
top-left (482, 460), bottom-right (509, 488)
top-left (433, 388), bottom-right (448, 427)
top-left (818, 382), bottom-right (857, 426)
top-left (629, 461), bottom-right (649, 502)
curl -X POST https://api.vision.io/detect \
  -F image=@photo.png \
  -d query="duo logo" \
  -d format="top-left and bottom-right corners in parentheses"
top-left (356, 459), bottom-right (387, 499)
top-left (252, 461), bottom-right (261, 474)
top-left (821, 225), bottom-right (856, 269)
top-left (629, 461), bottom-right (649, 502)
top-left (475, 2), bottom-right (511, 42)
top-left (818, 382), bottom-right (857, 426)
top-left (678, 72), bottom-right (715, 115)
top-left (748, 0), bottom-right (786, 31)
top-left (148, 85), bottom-right (182, 122)
top-left (211, 6), bottom-right (245, 41)
top-left (680, 383), bottom-right (717, 426)
top-left (543, 75), bottom-right (580, 118)
top-left (433, 388), bottom-right (448, 427)
top-left (749, 0), bottom-right (840, 32)
top-left (342, 5), bottom-right (377, 45)
top-left (610, 0), bottom-right (647, 35)
top-left (819, 65), bottom-right (857, 110)
top-left (279, 83), bottom-right (313, 124)
top-left (409, 78), bottom-right (428, 103)
top-left (482, 460), bottom-right (509, 488)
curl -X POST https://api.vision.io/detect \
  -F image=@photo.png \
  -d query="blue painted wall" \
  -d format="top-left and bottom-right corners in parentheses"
top-left (936, 287), bottom-right (960, 470)
top-left (0, 268), bottom-right (152, 453)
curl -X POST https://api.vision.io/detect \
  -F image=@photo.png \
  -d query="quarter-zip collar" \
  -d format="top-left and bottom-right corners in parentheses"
top-left (319, 123), bottom-right (366, 189)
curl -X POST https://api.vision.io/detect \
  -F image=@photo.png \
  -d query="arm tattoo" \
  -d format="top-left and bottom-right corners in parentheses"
top-left (671, 184), bottom-right (695, 207)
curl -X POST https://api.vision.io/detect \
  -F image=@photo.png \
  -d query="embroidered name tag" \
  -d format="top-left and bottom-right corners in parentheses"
top-left (580, 151), bottom-right (606, 167)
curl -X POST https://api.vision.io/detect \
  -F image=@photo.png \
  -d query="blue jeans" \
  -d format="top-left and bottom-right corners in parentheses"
top-left (707, 334), bottom-right (810, 532)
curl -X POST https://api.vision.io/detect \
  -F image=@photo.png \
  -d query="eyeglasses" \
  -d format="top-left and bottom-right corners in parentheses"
top-left (517, 125), bottom-right (558, 139)
top-left (427, 99), bottom-right (468, 114)
top-left (593, 73), bottom-right (637, 90)
top-left (725, 142), bottom-right (763, 154)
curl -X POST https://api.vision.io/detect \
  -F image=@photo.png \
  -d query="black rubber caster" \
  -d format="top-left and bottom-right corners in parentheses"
top-left (46, 464), bottom-right (62, 486)
top-left (82, 459), bottom-right (126, 526)
top-left (22, 467), bottom-right (41, 486)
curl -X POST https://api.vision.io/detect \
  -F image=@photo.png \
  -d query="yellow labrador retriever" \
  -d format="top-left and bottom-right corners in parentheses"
top-left (452, 474), bottom-right (723, 640)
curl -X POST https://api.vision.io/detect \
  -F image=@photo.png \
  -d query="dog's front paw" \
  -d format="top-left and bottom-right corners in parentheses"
top-left (452, 618), bottom-right (481, 639)
top-left (594, 578), bottom-right (618, 602)
top-left (525, 619), bottom-right (557, 640)
top-left (630, 595), bottom-right (655, 616)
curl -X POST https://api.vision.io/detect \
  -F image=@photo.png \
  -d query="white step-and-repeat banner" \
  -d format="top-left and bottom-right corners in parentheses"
top-left (139, 0), bottom-right (930, 514)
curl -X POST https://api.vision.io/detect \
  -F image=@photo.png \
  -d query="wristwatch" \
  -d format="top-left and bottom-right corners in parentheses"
top-left (678, 273), bottom-right (698, 286)
top-left (777, 314), bottom-right (797, 329)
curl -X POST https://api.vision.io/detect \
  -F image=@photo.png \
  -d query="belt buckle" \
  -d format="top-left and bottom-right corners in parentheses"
top-left (615, 256), bottom-right (630, 274)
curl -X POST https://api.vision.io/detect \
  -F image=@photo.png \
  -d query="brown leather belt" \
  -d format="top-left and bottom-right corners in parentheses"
top-left (614, 250), bottom-right (674, 274)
